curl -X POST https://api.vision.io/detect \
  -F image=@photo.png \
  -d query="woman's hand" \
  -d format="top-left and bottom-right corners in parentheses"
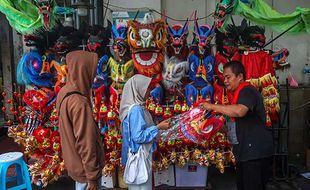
top-left (157, 118), bottom-right (171, 130)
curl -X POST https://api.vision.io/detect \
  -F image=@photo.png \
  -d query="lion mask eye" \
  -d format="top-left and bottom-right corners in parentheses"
top-left (156, 29), bottom-right (163, 41)
top-left (129, 29), bottom-right (135, 41)
top-left (176, 67), bottom-right (183, 74)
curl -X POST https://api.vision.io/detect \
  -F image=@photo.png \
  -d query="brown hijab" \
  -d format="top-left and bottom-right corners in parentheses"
top-left (56, 50), bottom-right (98, 110)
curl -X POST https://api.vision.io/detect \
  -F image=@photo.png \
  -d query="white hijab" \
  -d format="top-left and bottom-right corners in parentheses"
top-left (119, 74), bottom-right (153, 122)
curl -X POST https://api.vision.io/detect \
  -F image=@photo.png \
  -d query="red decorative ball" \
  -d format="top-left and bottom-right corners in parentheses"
top-left (2, 107), bottom-right (6, 112)
top-left (7, 120), bottom-right (13, 126)
top-left (50, 131), bottom-right (60, 143)
top-left (32, 127), bottom-right (52, 142)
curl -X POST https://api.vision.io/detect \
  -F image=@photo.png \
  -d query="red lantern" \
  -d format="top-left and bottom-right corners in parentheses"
top-left (181, 101), bottom-right (189, 113)
top-left (182, 138), bottom-right (192, 146)
top-left (158, 141), bottom-right (166, 150)
top-left (107, 108), bottom-right (117, 127)
top-left (33, 127), bottom-right (52, 143)
top-left (173, 99), bottom-right (182, 113)
top-left (175, 139), bottom-right (183, 147)
top-left (154, 104), bottom-right (164, 116)
top-left (99, 102), bottom-right (108, 119)
top-left (41, 138), bottom-right (52, 152)
top-left (116, 138), bottom-right (122, 149)
top-left (53, 142), bottom-right (61, 152)
top-left (18, 116), bottom-right (23, 121)
top-left (7, 120), bottom-right (13, 126)
top-left (167, 139), bottom-right (176, 148)
top-left (147, 98), bottom-right (156, 113)
top-left (50, 131), bottom-right (60, 143)
top-left (163, 106), bottom-right (173, 119)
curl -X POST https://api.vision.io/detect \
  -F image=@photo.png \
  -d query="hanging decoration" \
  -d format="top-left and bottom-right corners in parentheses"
top-left (162, 56), bottom-right (189, 103)
top-left (87, 23), bottom-right (112, 57)
top-left (237, 21), bottom-right (280, 126)
top-left (215, 25), bottom-right (241, 85)
top-left (166, 19), bottom-right (190, 61)
top-left (0, 0), bottom-right (75, 34)
top-left (186, 12), bottom-right (215, 106)
top-left (127, 13), bottom-right (167, 84)
top-left (214, 0), bottom-right (310, 33)
top-left (2, 21), bottom-right (83, 187)
top-left (2, 90), bottom-right (64, 187)
top-left (108, 24), bottom-right (134, 92)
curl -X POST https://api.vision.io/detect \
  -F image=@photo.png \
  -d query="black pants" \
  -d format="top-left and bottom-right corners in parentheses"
top-left (236, 157), bottom-right (272, 190)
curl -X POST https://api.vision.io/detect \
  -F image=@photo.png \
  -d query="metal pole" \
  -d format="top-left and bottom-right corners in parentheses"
top-left (263, 20), bottom-right (301, 48)
top-left (134, 10), bottom-right (140, 20)
top-left (94, 0), bottom-right (98, 24)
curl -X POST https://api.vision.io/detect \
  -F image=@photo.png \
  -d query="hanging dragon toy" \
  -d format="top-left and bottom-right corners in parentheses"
top-left (215, 25), bottom-right (241, 85)
top-left (185, 12), bottom-right (215, 106)
top-left (237, 21), bottom-right (280, 126)
top-left (107, 24), bottom-right (135, 92)
top-left (166, 19), bottom-right (190, 61)
top-left (214, 0), bottom-right (310, 34)
top-left (127, 12), bottom-right (167, 84)
top-left (0, 0), bottom-right (75, 34)
top-left (87, 23), bottom-right (112, 58)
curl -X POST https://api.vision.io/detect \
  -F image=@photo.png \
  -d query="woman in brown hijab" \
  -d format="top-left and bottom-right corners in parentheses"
top-left (56, 50), bottom-right (103, 190)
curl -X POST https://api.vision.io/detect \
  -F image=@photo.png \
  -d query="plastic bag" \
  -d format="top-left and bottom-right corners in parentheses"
top-left (160, 107), bottom-right (224, 144)
top-left (288, 72), bottom-right (298, 87)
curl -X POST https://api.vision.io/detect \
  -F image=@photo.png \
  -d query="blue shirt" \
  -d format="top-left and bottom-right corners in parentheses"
top-left (121, 105), bottom-right (158, 165)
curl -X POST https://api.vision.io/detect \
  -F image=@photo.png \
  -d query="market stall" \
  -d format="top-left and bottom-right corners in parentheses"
top-left (0, 0), bottom-right (309, 189)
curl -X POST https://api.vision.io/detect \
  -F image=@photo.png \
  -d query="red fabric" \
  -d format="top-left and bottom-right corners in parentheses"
top-left (241, 51), bottom-right (274, 80)
top-left (230, 82), bottom-right (252, 122)
top-left (215, 52), bottom-right (241, 84)
top-left (231, 82), bottom-right (252, 104)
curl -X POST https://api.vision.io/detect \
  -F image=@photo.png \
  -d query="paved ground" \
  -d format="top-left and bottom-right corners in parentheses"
top-left (1, 134), bottom-right (310, 190)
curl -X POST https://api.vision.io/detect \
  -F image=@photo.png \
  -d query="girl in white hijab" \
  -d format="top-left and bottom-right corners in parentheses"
top-left (120, 74), bottom-right (170, 190)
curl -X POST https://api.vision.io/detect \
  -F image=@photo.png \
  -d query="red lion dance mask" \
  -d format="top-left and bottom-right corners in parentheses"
top-left (127, 13), bottom-right (167, 83)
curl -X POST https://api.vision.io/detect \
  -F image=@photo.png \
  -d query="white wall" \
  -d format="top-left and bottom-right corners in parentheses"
top-left (162, 0), bottom-right (209, 42)
top-left (272, 0), bottom-right (310, 84)
top-left (103, 0), bottom-right (162, 25)
top-left (106, 0), bottom-right (161, 13)
top-left (103, 0), bottom-right (310, 84)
